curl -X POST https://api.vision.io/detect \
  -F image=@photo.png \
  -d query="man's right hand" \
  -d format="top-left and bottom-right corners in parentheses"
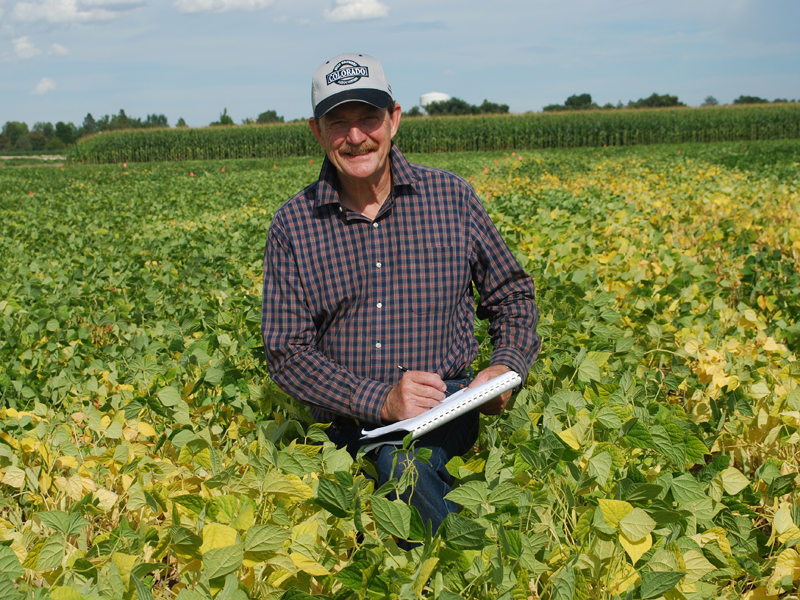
top-left (381, 371), bottom-right (447, 422)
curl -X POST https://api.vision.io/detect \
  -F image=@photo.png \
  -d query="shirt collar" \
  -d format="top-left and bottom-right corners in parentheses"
top-left (311, 143), bottom-right (419, 210)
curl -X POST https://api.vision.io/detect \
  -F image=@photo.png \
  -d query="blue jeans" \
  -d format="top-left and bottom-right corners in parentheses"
top-left (326, 378), bottom-right (479, 537)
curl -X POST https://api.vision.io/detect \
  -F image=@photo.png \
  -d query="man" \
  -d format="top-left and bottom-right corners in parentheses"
top-left (261, 53), bottom-right (540, 534)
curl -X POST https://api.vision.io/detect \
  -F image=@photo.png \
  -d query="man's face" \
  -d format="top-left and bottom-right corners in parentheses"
top-left (309, 101), bottom-right (401, 184)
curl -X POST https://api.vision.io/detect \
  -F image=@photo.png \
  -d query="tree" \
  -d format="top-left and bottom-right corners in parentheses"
top-left (0, 135), bottom-right (9, 151)
top-left (628, 93), bottom-right (685, 108)
top-left (257, 110), bottom-right (284, 124)
top-left (144, 114), bottom-right (168, 128)
top-left (176, 117), bottom-right (188, 128)
top-left (2, 122), bottom-right (30, 146)
top-left (33, 122), bottom-right (54, 139)
top-left (701, 96), bottom-right (718, 107)
top-left (733, 95), bottom-right (768, 105)
top-left (80, 113), bottom-right (98, 137)
top-left (403, 106), bottom-right (423, 117)
top-left (55, 121), bottom-right (78, 146)
top-left (210, 109), bottom-right (234, 126)
top-left (44, 136), bottom-right (66, 151)
top-left (564, 93), bottom-right (594, 110)
top-left (27, 131), bottom-right (48, 151)
top-left (14, 136), bottom-right (32, 151)
top-left (478, 99), bottom-right (509, 114)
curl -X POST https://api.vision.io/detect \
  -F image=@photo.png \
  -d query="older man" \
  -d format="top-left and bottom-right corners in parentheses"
top-left (261, 53), bottom-right (540, 534)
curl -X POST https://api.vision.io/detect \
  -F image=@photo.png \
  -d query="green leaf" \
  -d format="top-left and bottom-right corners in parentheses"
top-left (624, 484), bottom-right (664, 503)
top-left (624, 421), bottom-right (654, 449)
top-left (721, 467), bottom-right (751, 496)
top-left (315, 477), bottom-right (351, 518)
top-left (444, 480), bottom-right (488, 513)
top-left (595, 406), bottom-right (622, 430)
top-left (439, 513), bottom-right (486, 549)
top-left (372, 498), bottom-right (411, 540)
top-left (0, 574), bottom-right (23, 600)
top-left (639, 571), bottom-right (685, 598)
top-left (203, 542), bottom-right (244, 580)
top-left (0, 546), bottom-right (23, 579)
top-left (37, 533), bottom-right (66, 571)
top-left (172, 494), bottom-right (206, 516)
top-left (619, 507), bottom-right (657, 542)
top-left (685, 436), bottom-right (709, 464)
top-left (671, 474), bottom-right (707, 505)
top-left (552, 566), bottom-right (576, 600)
top-left (133, 577), bottom-right (154, 600)
top-left (577, 357), bottom-right (602, 383)
top-left (157, 386), bottom-right (182, 407)
top-left (588, 451), bottom-right (613, 487)
top-left (244, 525), bottom-right (290, 556)
top-left (651, 425), bottom-right (686, 466)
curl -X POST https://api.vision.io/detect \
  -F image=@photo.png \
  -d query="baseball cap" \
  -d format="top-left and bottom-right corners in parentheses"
top-left (312, 53), bottom-right (393, 119)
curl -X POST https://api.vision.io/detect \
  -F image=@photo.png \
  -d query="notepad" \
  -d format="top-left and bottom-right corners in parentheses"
top-left (359, 370), bottom-right (522, 452)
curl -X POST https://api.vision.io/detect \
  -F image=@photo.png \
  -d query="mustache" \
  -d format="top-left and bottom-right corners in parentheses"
top-left (339, 140), bottom-right (379, 155)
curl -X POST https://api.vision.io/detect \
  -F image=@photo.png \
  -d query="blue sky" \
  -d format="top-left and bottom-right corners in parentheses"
top-left (1, 0), bottom-right (798, 128)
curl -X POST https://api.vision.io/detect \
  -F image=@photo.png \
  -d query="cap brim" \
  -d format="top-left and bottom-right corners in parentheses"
top-left (314, 89), bottom-right (391, 119)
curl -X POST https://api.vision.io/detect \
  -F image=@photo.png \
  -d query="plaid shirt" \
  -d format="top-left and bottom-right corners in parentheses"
top-left (261, 145), bottom-right (540, 425)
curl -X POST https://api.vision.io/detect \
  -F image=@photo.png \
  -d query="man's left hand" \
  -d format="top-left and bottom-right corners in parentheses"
top-left (470, 365), bottom-right (514, 415)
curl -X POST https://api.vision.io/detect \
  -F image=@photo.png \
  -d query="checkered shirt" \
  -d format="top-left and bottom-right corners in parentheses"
top-left (261, 144), bottom-right (540, 425)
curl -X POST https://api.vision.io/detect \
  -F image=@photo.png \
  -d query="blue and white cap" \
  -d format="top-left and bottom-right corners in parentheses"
top-left (312, 53), bottom-right (393, 119)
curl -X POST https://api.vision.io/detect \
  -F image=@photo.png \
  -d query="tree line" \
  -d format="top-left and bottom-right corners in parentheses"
top-left (0, 108), bottom-right (288, 152)
top-left (541, 93), bottom-right (798, 112)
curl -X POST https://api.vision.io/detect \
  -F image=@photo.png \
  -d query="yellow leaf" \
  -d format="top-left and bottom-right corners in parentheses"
top-left (767, 549), bottom-right (800, 595)
top-left (290, 552), bottom-right (329, 576)
top-left (682, 550), bottom-right (716, 585)
top-left (200, 523), bottom-right (237, 555)
top-left (598, 499), bottom-right (633, 529)
top-left (414, 557), bottom-right (439, 596)
top-left (137, 422), bottom-right (157, 438)
top-left (20, 438), bottom-right (39, 453)
top-left (620, 532), bottom-right (651, 565)
top-left (721, 467), bottom-right (751, 496)
top-left (2, 466), bottom-right (26, 489)
top-left (285, 474), bottom-right (314, 500)
top-left (55, 475), bottom-right (84, 501)
top-left (742, 586), bottom-right (777, 600)
top-left (607, 562), bottom-right (640, 595)
top-left (774, 504), bottom-right (800, 544)
top-left (55, 456), bottom-right (79, 470)
top-left (94, 489), bottom-right (119, 511)
top-left (558, 428), bottom-right (581, 450)
top-left (111, 552), bottom-right (137, 588)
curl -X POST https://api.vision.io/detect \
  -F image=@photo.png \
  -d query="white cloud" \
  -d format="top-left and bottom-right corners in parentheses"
top-left (13, 35), bottom-right (41, 58)
top-left (12, 0), bottom-right (143, 23)
top-left (174, 0), bottom-right (274, 13)
top-left (324, 0), bottom-right (389, 22)
top-left (32, 77), bottom-right (56, 94)
top-left (51, 42), bottom-right (69, 55)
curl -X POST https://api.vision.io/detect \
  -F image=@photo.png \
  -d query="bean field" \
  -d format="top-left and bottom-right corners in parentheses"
top-left (0, 140), bottom-right (799, 600)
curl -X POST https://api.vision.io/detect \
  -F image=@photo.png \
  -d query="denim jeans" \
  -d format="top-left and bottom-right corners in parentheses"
top-left (326, 378), bottom-right (479, 537)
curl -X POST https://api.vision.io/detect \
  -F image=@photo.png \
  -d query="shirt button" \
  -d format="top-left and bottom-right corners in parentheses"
top-left (376, 302), bottom-right (382, 308)
top-left (376, 262), bottom-right (382, 268)
top-left (373, 222), bottom-right (379, 228)
top-left (375, 342), bottom-right (382, 349)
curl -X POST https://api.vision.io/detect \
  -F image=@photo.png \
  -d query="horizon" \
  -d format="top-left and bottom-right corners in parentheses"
top-left (1, 0), bottom-right (799, 128)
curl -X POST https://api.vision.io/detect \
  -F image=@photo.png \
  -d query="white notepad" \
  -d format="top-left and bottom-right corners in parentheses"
top-left (359, 370), bottom-right (522, 452)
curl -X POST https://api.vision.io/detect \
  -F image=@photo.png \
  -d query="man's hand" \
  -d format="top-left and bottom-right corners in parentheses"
top-left (381, 371), bottom-right (447, 422)
top-left (471, 365), bottom-right (514, 415)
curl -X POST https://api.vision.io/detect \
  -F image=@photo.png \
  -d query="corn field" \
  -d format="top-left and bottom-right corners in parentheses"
top-left (68, 103), bottom-right (800, 164)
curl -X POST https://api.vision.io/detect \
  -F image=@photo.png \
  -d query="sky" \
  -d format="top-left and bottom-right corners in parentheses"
top-left (1, 0), bottom-right (799, 128)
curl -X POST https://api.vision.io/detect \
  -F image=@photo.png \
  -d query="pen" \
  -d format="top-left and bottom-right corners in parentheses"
top-left (397, 365), bottom-right (409, 372)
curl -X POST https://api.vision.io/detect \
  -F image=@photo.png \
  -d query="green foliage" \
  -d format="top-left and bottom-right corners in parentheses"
top-left (2, 141), bottom-right (799, 599)
top-left (425, 97), bottom-right (509, 116)
top-left (211, 109), bottom-right (235, 127)
top-left (256, 111), bottom-right (284, 125)
top-left (68, 104), bottom-right (800, 164)
top-left (628, 92), bottom-right (686, 108)
top-left (1, 122), bottom-right (30, 146)
top-left (734, 95), bottom-right (769, 105)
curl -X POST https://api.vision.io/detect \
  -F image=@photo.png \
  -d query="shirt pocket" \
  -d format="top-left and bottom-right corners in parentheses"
top-left (399, 245), bottom-right (468, 315)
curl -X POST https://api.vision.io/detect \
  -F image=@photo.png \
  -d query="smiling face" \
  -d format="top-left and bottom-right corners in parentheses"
top-left (309, 101), bottom-right (401, 187)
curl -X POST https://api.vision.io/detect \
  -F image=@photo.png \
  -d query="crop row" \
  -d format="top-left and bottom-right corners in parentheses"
top-left (68, 103), bottom-right (800, 164)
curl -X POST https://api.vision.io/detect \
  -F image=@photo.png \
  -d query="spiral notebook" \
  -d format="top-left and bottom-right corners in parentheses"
top-left (359, 370), bottom-right (522, 452)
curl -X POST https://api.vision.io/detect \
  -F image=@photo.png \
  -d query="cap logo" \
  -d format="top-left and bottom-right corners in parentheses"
top-left (326, 59), bottom-right (369, 86)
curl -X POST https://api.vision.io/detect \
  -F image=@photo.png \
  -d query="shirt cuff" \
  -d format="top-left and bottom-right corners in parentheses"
top-left (350, 378), bottom-right (393, 426)
top-left (490, 347), bottom-right (528, 388)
